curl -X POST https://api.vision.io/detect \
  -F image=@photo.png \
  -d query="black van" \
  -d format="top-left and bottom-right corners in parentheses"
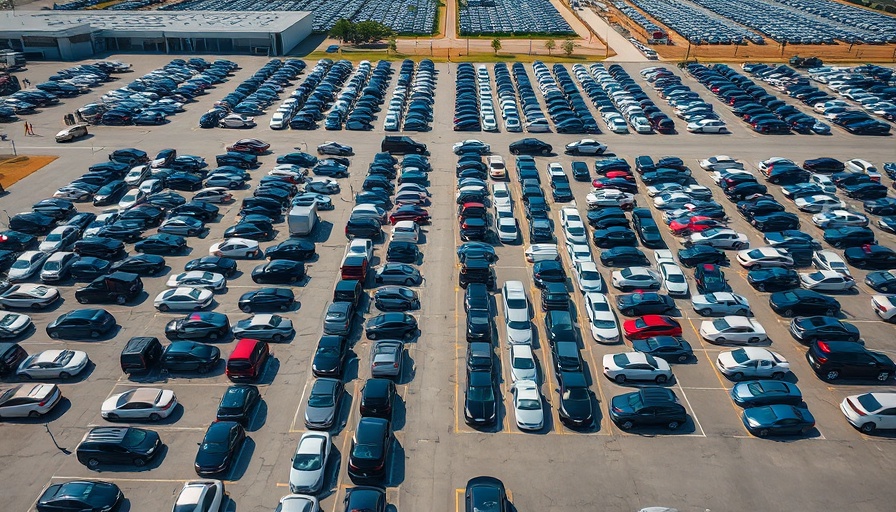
top-left (0, 342), bottom-right (27, 376)
top-left (120, 336), bottom-right (163, 374)
top-left (76, 426), bottom-right (162, 468)
top-left (75, 272), bottom-right (143, 305)
top-left (334, 279), bottom-right (364, 307)
top-left (458, 259), bottom-right (496, 290)
top-left (381, 136), bottom-right (427, 155)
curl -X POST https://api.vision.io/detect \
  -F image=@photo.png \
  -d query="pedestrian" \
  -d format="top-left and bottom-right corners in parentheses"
top-left (28, 122), bottom-right (35, 136)
top-left (22, 78), bottom-right (30, 88)
top-left (24, 121), bottom-right (29, 136)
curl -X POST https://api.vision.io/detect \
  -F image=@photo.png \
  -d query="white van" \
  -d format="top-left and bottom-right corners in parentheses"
top-left (524, 244), bottom-right (560, 263)
top-left (287, 203), bottom-right (318, 236)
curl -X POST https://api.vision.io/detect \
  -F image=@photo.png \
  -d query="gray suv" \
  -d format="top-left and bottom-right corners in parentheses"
top-left (323, 301), bottom-right (354, 336)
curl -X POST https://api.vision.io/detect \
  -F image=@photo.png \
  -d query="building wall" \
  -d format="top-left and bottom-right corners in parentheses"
top-left (279, 13), bottom-right (314, 55)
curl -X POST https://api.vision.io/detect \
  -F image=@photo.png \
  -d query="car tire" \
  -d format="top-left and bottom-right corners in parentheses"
top-left (667, 420), bottom-right (680, 430)
top-left (825, 309), bottom-right (836, 316)
top-left (272, 334), bottom-right (283, 342)
top-left (877, 371), bottom-right (890, 381)
top-left (241, 305), bottom-right (252, 313)
top-left (620, 420), bottom-right (634, 430)
top-left (758, 429), bottom-right (770, 437)
top-left (133, 458), bottom-right (146, 467)
top-left (757, 284), bottom-right (766, 292)
top-left (90, 330), bottom-right (100, 338)
top-left (106, 413), bottom-right (119, 421)
top-left (158, 304), bottom-right (169, 312)
top-left (405, 279), bottom-right (415, 286)
top-left (625, 308), bottom-right (635, 316)
top-left (748, 337), bottom-right (760, 344)
top-left (614, 374), bottom-right (626, 384)
top-left (771, 372), bottom-right (785, 380)
top-left (825, 370), bottom-right (840, 380)
top-left (784, 309), bottom-right (794, 317)
top-left (77, 296), bottom-right (89, 304)
top-left (198, 364), bottom-right (210, 374)
top-left (731, 372), bottom-right (744, 381)
top-left (59, 372), bottom-right (71, 380)
top-left (368, 332), bottom-right (378, 340)
top-left (860, 422), bottom-right (876, 434)
top-left (208, 332), bottom-right (219, 341)
top-left (149, 413), bottom-right (161, 422)
top-left (655, 375), bottom-right (668, 384)
top-left (541, 148), bottom-right (550, 156)
top-left (87, 458), bottom-right (100, 468)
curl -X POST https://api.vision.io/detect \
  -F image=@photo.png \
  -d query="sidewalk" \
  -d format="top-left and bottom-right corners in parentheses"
top-left (576, 8), bottom-right (650, 62)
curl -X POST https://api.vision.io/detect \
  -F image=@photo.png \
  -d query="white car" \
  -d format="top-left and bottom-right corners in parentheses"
top-left (525, 118), bottom-right (551, 132)
top-left (306, 178), bottom-right (339, 195)
top-left (279, 494), bottom-right (320, 512)
top-left (565, 240), bottom-right (592, 264)
top-left (453, 140), bottom-right (490, 154)
top-left (392, 220), bottom-right (421, 244)
top-left (289, 431), bottom-right (331, 494)
top-left (269, 166), bottom-right (306, 179)
top-left (562, 220), bottom-right (588, 245)
top-left (736, 247), bottom-right (794, 269)
top-left (0, 311), bottom-right (31, 338)
top-left (808, 174), bottom-right (836, 194)
top-left (124, 165), bottom-right (149, 186)
top-left (659, 262), bottom-right (689, 297)
top-left (166, 271), bottom-right (227, 291)
top-left (872, 295), bottom-right (896, 321)
top-left (488, 155), bottom-right (506, 179)
top-left (699, 316), bottom-right (768, 345)
top-left (559, 206), bottom-right (582, 228)
top-left (220, 113), bottom-right (256, 128)
top-left (16, 349), bottom-right (88, 379)
top-left (8, 251), bottom-right (49, 282)
top-left (630, 116), bottom-right (653, 133)
top-left (482, 115), bottom-right (498, 132)
top-left (502, 281), bottom-right (532, 344)
top-left (841, 392), bottom-right (896, 433)
top-left (794, 195), bottom-right (845, 213)
top-left (101, 387), bottom-right (177, 421)
top-left (344, 238), bottom-right (374, 262)
top-left (118, 188), bottom-right (147, 209)
top-left (603, 352), bottom-right (673, 384)
top-left (383, 113), bottom-right (399, 131)
top-left (39, 225), bottom-right (80, 253)
top-left (716, 347), bottom-right (790, 381)
top-left (757, 157), bottom-right (792, 173)
top-left (509, 344), bottom-right (537, 382)
top-left (687, 228), bottom-right (749, 250)
top-left (653, 249), bottom-right (675, 264)
top-left (525, 244), bottom-right (559, 263)
top-left (154, 286), bottom-right (214, 312)
top-left (584, 292), bottom-right (620, 344)
top-left (496, 216), bottom-right (518, 243)
top-left (172, 481), bottom-right (224, 512)
top-left (55, 123), bottom-right (88, 142)
top-left (654, 192), bottom-right (698, 210)
top-left (799, 270), bottom-right (857, 292)
top-left (0, 383), bottom-right (61, 418)
top-left (699, 155), bottom-right (744, 171)
top-left (687, 119), bottom-right (728, 133)
top-left (138, 179), bottom-right (163, 195)
top-left (574, 260), bottom-right (603, 293)
top-left (0, 283), bottom-right (60, 309)
top-left (565, 139), bottom-right (607, 155)
top-left (586, 189), bottom-right (635, 210)
top-left (491, 182), bottom-right (511, 208)
top-left (210, 238), bottom-right (260, 258)
top-left (511, 380), bottom-right (544, 431)
top-left (192, 187), bottom-right (233, 203)
top-left (647, 183), bottom-right (686, 198)
top-left (606, 116), bottom-right (629, 133)
top-left (270, 112), bottom-right (288, 129)
top-left (691, 292), bottom-right (751, 316)
top-left (812, 210), bottom-right (868, 229)
top-left (612, 267), bottom-right (661, 291)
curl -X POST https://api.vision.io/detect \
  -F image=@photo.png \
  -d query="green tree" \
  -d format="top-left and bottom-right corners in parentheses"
top-left (562, 39), bottom-right (575, 56)
top-left (544, 39), bottom-right (556, 55)
top-left (491, 38), bottom-right (502, 54)
top-left (329, 18), bottom-right (353, 44)
top-left (387, 36), bottom-right (398, 54)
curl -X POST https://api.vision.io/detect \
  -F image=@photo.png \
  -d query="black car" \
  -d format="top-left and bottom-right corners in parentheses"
top-left (164, 312), bottom-right (230, 341)
top-left (865, 271), bottom-right (896, 293)
top-left (631, 336), bottom-right (693, 363)
top-left (109, 148), bottom-right (149, 166)
top-left (348, 417), bottom-right (392, 482)
top-left (97, 220), bottom-right (145, 243)
top-left (171, 201), bottom-right (219, 222)
top-left (194, 421), bottom-right (245, 476)
top-left (509, 138), bottom-right (552, 155)
top-left (365, 312), bottom-right (418, 340)
top-left (631, 209), bottom-right (665, 248)
top-left (134, 234), bottom-right (186, 255)
top-left (76, 426), bottom-right (161, 469)
top-left (844, 182), bottom-right (888, 200)
top-left (591, 226), bottom-right (638, 248)
top-left (385, 241), bottom-right (420, 264)
top-left (616, 292), bottom-right (675, 316)
top-left (46, 308), bottom-right (116, 339)
top-left (695, 264), bottom-right (730, 293)
top-left (863, 198), bottom-right (896, 216)
top-left (345, 217), bottom-right (382, 240)
top-left (526, 217), bottom-right (552, 242)
top-left (0, 230), bottom-right (37, 251)
top-left (541, 281), bottom-right (570, 311)
top-left (464, 368), bottom-right (497, 426)
top-left (146, 191), bottom-right (187, 210)
top-left (264, 239), bottom-right (316, 261)
top-left (593, 178), bottom-right (638, 194)
top-left (806, 341), bottom-right (895, 382)
top-left (751, 212), bottom-right (800, 232)
top-left (586, 209), bottom-right (628, 229)
top-left (37, 480), bottom-right (123, 512)
top-left (533, 260), bottom-right (566, 288)
top-left (609, 388), bottom-right (687, 430)
top-left (251, 260), bottom-right (305, 284)
top-left (161, 340), bottom-right (221, 373)
top-left (360, 378), bottom-right (396, 419)
top-left (465, 308), bottom-right (493, 342)
top-left (769, 289), bottom-right (840, 317)
top-left (803, 157), bottom-right (844, 174)
top-left (311, 335), bottom-right (348, 378)
top-left (747, 267), bottom-right (800, 292)
top-left (70, 256), bottom-right (113, 281)
top-left (9, 212), bottom-right (56, 235)
top-left (216, 384), bottom-right (260, 426)
top-left (823, 227), bottom-right (876, 249)
top-left (107, 254), bottom-right (165, 276)
top-left (165, 173), bottom-right (203, 191)
top-left (119, 205), bottom-right (165, 228)
top-left (374, 286), bottom-right (419, 311)
top-left (75, 272), bottom-right (142, 305)
top-left (465, 477), bottom-right (508, 512)
top-left (185, 256), bottom-right (237, 277)
top-left (677, 245), bottom-right (728, 268)
top-left (600, 246), bottom-right (649, 267)
top-left (557, 370), bottom-right (594, 427)
top-left (344, 486), bottom-right (386, 512)
top-left (844, 245), bottom-right (896, 270)
top-left (33, 198), bottom-right (75, 220)
top-left (789, 316), bottom-right (860, 344)
top-left (227, 220), bottom-right (274, 243)
top-left (238, 287), bottom-right (294, 313)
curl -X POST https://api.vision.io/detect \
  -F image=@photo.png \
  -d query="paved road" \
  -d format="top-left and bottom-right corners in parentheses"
top-left (578, 7), bottom-right (649, 62)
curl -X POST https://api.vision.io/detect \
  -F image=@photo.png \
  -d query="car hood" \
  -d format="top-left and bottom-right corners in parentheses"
top-left (561, 396), bottom-right (593, 420)
top-left (304, 404), bottom-right (335, 425)
top-left (195, 447), bottom-right (230, 471)
top-left (515, 405), bottom-right (543, 427)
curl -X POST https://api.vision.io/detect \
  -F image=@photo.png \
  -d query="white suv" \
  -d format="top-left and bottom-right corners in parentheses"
top-left (502, 281), bottom-right (532, 345)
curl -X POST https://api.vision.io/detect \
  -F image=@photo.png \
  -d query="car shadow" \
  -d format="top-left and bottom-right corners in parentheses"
top-left (245, 399), bottom-right (267, 432)
top-left (2, 396), bottom-right (72, 424)
top-left (384, 437), bottom-right (405, 487)
top-left (255, 356), bottom-right (280, 386)
top-left (225, 437), bottom-right (255, 481)
top-left (332, 388), bottom-right (355, 436)
top-left (396, 351), bottom-right (415, 385)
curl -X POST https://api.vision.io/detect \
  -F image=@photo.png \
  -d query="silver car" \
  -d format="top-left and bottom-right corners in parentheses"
top-left (289, 431), bottom-right (331, 494)
top-left (323, 302), bottom-right (353, 336)
top-left (232, 314), bottom-right (295, 342)
top-left (691, 292), bottom-right (751, 317)
top-left (304, 378), bottom-right (342, 430)
top-left (370, 340), bottom-right (404, 378)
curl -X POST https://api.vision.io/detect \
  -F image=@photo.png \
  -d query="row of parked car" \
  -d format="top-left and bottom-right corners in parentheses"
top-left (3, 62), bottom-right (126, 119)
top-left (200, 58), bottom-right (304, 129)
top-left (457, 0), bottom-right (575, 36)
top-left (384, 59), bottom-right (435, 132)
top-left (530, 61), bottom-right (600, 134)
top-left (320, 60), bottom-right (387, 131)
top-left (624, 0), bottom-right (762, 45)
top-left (805, 64), bottom-right (896, 123)
top-left (640, 66), bottom-right (723, 134)
top-left (579, 63), bottom-right (673, 134)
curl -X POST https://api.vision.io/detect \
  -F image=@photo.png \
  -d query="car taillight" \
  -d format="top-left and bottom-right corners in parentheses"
top-left (161, 400), bottom-right (173, 410)
top-left (372, 462), bottom-right (384, 471)
top-left (817, 341), bottom-right (831, 353)
top-left (611, 406), bottom-right (623, 413)
top-left (847, 399), bottom-right (866, 416)
top-left (875, 302), bottom-right (887, 313)
top-left (39, 399), bottom-right (48, 407)
top-left (815, 355), bottom-right (828, 364)
top-left (393, 363), bottom-right (399, 368)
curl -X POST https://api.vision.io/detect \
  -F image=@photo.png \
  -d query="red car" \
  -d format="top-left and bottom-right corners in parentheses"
top-left (604, 170), bottom-right (635, 181)
top-left (669, 216), bottom-right (725, 236)
top-left (389, 205), bottom-right (430, 225)
top-left (226, 138), bottom-right (271, 155)
top-left (623, 315), bottom-right (682, 340)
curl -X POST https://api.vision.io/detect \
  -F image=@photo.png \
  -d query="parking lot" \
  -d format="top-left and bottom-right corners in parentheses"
top-left (2, 55), bottom-right (896, 512)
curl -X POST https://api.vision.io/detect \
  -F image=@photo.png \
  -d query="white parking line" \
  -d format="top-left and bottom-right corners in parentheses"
top-left (673, 381), bottom-right (707, 437)
top-left (86, 424), bottom-right (206, 431)
top-left (288, 381), bottom-right (309, 432)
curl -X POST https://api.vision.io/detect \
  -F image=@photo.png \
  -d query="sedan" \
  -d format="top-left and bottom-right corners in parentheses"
top-left (317, 141), bottom-right (353, 156)
top-left (464, 476), bottom-right (507, 512)
top-left (0, 311), bottom-right (32, 338)
top-left (603, 352), bottom-right (673, 384)
top-left (251, 260), bottom-right (305, 284)
top-left (631, 336), bottom-right (693, 363)
top-left (365, 312), bottom-right (417, 340)
top-left (265, 239), bottom-right (316, 261)
top-left (155, 287), bottom-right (213, 312)
top-left (167, 271), bottom-right (226, 291)
top-left (769, 289), bottom-right (840, 317)
top-left (164, 312), bottom-right (230, 341)
top-left (374, 286), bottom-right (419, 311)
top-left (36, 480), bottom-right (122, 512)
top-left (238, 287), bottom-right (295, 313)
top-left (304, 378), bottom-right (343, 430)
top-left (101, 387), bottom-right (178, 421)
top-left (374, 263), bottom-right (422, 286)
top-left (135, 234), bottom-right (187, 255)
top-left (17, 349), bottom-right (89, 380)
top-left (232, 314), bottom-right (294, 342)
top-left (687, 228), bottom-right (749, 250)
top-left (623, 315), bottom-right (682, 339)
top-left (616, 292), bottom-right (675, 316)
top-left (158, 216), bottom-right (205, 236)
top-left (289, 431), bottom-right (331, 494)
top-left (611, 267), bottom-right (661, 292)
top-left (700, 316), bottom-right (768, 345)
top-left (0, 283), bottom-right (60, 309)
top-left (311, 335), bottom-right (348, 378)
top-left (511, 380), bottom-right (544, 431)
top-left (687, 118), bottom-right (728, 133)
top-left (730, 380), bottom-right (803, 407)
top-left (844, 245), bottom-right (896, 270)
top-left (370, 340), bottom-right (404, 378)
top-left (716, 347), bottom-right (791, 381)
top-left (0, 383), bottom-right (61, 418)
top-left (210, 238), bottom-right (260, 258)
top-left (691, 292), bottom-right (751, 316)
top-left (865, 271), bottom-right (896, 293)
top-left (46, 309), bottom-right (115, 339)
top-left (841, 392), bottom-right (896, 433)
top-left (464, 369), bottom-right (497, 426)
top-left (742, 404), bottom-right (815, 437)
top-left (678, 245), bottom-right (728, 268)
top-left (8, 251), bottom-right (49, 282)
top-left (564, 139), bottom-right (607, 155)
top-left (194, 421), bottom-right (245, 476)
top-left (799, 270), bottom-right (857, 292)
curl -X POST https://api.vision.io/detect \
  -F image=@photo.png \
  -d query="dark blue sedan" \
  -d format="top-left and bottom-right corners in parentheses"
top-left (742, 404), bottom-right (815, 437)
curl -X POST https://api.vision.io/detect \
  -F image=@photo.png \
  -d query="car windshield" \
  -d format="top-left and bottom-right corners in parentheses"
top-left (563, 388), bottom-right (589, 401)
top-left (730, 349), bottom-right (749, 364)
top-left (612, 354), bottom-right (630, 366)
top-left (507, 320), bottom-right (529, 330)
top-left (11, 260), bottom-right (30, 269)
top-left (43, 261), bottom-right (60, 271)
top-left (666, 273), bottom-right (685, 283)
top-left (517, 398), bottom-right (541, 410)
top-left (46, 233), bottom-right (62, 242)
top-left (593, 319), bottom-right (616, 328)
top-left (468, 385), bottom-right (494, 401)
top-left (308, 392), bottom-right (334, 407)
top-left (513, 356), bottom-right (534, 370)
top-left (581, 270), bottom-right (600, 281)
top-left (713, 318), bottom-right (731, 331)
top-left (201, 440), bottom-right (229, 454)
top-left (633, 318), bottom-right (647, 329)
top-left (807, 272), bottom-right (825, 280)
top-left (747, 249), bottom-right (764, 259)
top-left (292, 452), bottom-right (322, 471)
top-left (122, 428), bottom-right (148, 447)
top-left (856, 393), bottom-right (883, 412)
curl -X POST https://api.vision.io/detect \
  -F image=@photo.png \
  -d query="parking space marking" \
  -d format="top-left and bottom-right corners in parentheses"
top-left (51, 476), bottom-right (188, 483)
top-left (85, 424), bottom-right (206, 431)
top-left (288, 381), bottom-right (310, 433)
top-left (671, 381), bottom-right (706, 437)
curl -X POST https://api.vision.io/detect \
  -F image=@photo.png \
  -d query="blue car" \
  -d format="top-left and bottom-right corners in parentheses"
top-left (742, 404), bottom-right (815, 437)
top-left (730, 380), bottom-right (803, 407)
